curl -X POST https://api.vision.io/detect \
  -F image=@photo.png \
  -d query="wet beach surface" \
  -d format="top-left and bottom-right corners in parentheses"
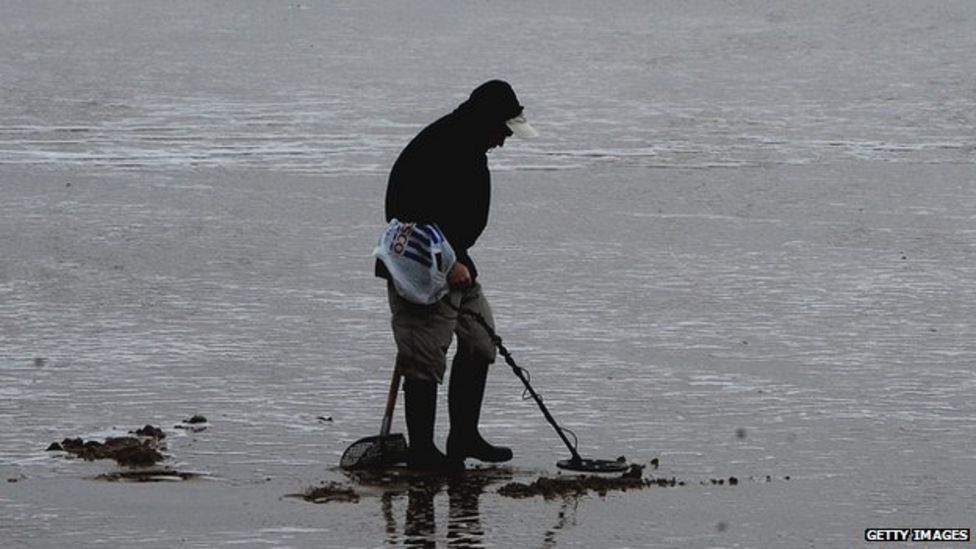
top-left (3, 164), bottom-right (973, 547)
top-left (2, 1), bottom-right (975, 547)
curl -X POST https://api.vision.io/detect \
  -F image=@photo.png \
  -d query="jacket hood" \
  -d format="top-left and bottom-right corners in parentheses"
top-left (454, 80), bottom-right (524, 126)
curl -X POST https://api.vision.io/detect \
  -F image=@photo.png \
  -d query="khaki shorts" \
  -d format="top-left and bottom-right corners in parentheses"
top-left (387, 282), bottom-right (497, 383)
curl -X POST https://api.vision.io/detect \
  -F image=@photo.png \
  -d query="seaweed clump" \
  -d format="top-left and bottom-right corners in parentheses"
top-left (96, 470), bottom-right (202, 482)
top-left (498, 464), bottom-right (678, 500)
top-left (47, 425), bottom-right (166, 467)
top-left (295, 482), bottom-right (361, 504)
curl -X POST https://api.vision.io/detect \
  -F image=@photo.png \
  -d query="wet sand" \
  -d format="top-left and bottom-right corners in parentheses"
top-left (3, 163), bottom-right (973, 547)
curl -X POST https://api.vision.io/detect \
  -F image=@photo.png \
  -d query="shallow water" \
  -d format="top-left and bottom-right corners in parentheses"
top-left (2, 1), bottom-right (974, 548)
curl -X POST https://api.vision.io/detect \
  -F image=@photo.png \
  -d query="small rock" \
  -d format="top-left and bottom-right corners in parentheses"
top-left (176, 415), bottom-right (208, 431)
top-left (61, 438), bottom-right (84, 450)
top-left (46, 442), bottom-right (63, 452)
top-left (132, 425), bottom-right (166, 439)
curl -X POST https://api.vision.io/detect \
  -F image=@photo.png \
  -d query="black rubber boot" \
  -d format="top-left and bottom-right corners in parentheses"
top-left (403, 378), bottom-right (463, 472)
top-left (446, 349), bottom-right (513, 463)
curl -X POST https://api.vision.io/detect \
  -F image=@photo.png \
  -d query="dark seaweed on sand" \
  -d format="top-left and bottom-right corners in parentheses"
top-left (296, 482), bottom-right (361, 504)
top-left (47, 425), bottom-right (167, 467)
top-left (497, 464), bottom-right (674, 500)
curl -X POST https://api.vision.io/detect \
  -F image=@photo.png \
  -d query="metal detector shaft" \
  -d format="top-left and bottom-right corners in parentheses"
top-left (496, 342), bottom-right (584, 463)
top-left (451, 304), bottom-right (583, 463)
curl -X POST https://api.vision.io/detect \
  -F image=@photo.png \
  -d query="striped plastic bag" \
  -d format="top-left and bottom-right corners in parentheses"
top-left (373, 218), bottom-right (456, 305)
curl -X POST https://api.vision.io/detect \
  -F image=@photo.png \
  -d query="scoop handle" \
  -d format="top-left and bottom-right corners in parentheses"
top-left (379, 367), bottom-right (401, 437)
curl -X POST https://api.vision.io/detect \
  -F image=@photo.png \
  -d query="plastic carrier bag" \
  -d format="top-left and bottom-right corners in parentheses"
top-left (373, 219), bottom-right (456, 305)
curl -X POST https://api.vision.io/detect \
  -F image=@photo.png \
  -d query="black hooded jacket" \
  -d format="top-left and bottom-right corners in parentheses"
top-left (377, 81), bottom-right (524, 282)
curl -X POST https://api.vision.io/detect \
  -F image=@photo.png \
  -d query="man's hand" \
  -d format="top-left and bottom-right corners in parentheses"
top-left (447, 262), bottom-right (472, 288)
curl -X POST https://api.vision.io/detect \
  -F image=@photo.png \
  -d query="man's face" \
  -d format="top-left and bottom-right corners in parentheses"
top-left (487, 123), bottom-right (513, 150)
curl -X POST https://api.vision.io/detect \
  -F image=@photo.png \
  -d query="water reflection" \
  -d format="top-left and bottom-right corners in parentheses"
top-left (540, 496), bottom-right (580, 549)
top-left (353, 469), bottom-right (510, 548)
top-left (445, 475), bottom-right (488, 547)
top-left (357, 468), bottom-right (603, 548)
top-left (403, 484), bottom-right (437, 548)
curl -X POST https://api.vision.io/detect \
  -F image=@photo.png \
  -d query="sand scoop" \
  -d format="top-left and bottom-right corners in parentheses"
top-left (452, 305), bottom-right (630, 473)
top-left (339, 369), bottom-right (407, 470)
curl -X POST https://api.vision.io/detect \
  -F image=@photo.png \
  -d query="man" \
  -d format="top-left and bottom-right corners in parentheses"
top-left (377, 80), bottom-right (537, 470)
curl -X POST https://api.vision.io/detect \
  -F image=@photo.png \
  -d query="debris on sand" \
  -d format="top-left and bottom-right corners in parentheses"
top-left (298, 461), bottom-right (763, 504)
top-left (59, 436), bottom-right (164, 466)
top-left (131, 425), bottom-right (166, 439)
top-left (48, 425), bottom-right (208, 481)
top-left (497, 464), bottom-right (680, 500)
top-left (174, 415), bottom-right (208, 432)
top-left (293, 482), bottom-right (361, 504)
top-left (47, 426), bottom-right (167, 467)
top-left (96, 469), bottom-right (203, 482)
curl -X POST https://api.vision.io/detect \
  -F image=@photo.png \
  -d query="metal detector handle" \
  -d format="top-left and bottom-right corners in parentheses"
top-left (379, 368), bottom-right (402, 437)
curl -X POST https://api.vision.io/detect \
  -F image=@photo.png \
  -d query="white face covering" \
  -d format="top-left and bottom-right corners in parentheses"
top-left (505, 114), bottom-right (539, 139)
